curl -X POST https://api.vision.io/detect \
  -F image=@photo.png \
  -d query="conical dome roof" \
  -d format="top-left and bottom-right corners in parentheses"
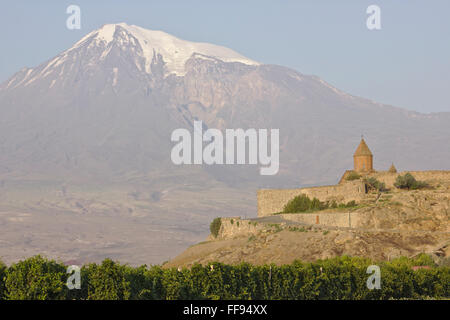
top-left (353, 138), bottom-right (373, 157)
top-left (388, 163), bottom-right (397, 173)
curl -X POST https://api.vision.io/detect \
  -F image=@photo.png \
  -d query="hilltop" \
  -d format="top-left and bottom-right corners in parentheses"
top-left (165, 171), bottom-right (450, 268)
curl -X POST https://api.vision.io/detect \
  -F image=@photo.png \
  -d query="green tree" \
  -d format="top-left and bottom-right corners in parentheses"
top-left (394, 173), bottom-right (428, 190)
top-left (364, 177), bottom-right (387, 192)
top-left (5, 255), bottom-right (68, 300)
top-left (210, 218), bottom-right (222, 238)
top-left (283, 194), bottom-right (325, 213)
top-left (283, 194), bottom-right (311, 213)
top-left (144, 265), bottom-right (166, 299)
top-left (124, 265), bottom-right (153, 300)
top-left (83, 259), bottom-right (130, 300)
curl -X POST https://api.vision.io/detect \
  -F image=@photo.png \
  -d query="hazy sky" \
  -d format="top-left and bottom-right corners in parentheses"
top-left (1, 0), bottom-right (449, 113)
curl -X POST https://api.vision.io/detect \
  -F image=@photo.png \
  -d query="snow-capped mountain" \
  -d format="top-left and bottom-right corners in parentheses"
top-left (1, 23), bottom-right (449, 187)
top-left (4, 23), bottom-right (258, 91)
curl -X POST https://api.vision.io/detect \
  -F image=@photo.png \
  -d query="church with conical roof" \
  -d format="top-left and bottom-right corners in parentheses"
top-left (257, 136), bottom-right (448, 217)
top-left (353, 138), bottom-right (374, 173)
top-left (351, 137), bottom-right (399, 175)
top-left (336, 137), bottom-right (399, 184)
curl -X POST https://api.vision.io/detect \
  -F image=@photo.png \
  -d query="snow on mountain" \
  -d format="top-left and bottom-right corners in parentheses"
top-left (73, 23), bottom-right (259, 76)
top-left (2, 23), bottom-right (259, 91)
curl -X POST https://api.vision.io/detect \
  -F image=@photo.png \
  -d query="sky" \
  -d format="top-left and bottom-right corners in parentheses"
top-left (1, 0), bottom-right (449, 113)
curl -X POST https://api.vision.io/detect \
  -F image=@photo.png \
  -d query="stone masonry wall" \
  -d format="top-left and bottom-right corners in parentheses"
top-left (256, 170), bottom-right (450, 218)
top-left (257, 180), bottom-right (366, 217)
top-left (279, 212), bottom-right (364, 229)
top-left (216, 217), bottom-right (265, 239)
top-left (215, 213), bottom-right (366, 240)
top-left (370, 171), bottom-right (450, 189)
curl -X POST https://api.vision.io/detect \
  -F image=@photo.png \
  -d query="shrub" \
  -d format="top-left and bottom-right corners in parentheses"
top-left (283, 195), bottom-right (358, 213)
top-left (337, 202), bottom-right (357, 209)
top-left (346, 172), bottom-right (361, 181)
top-left (394, 173), bottom-right (428, 190)
top-left (283, 194), bottom-right (325, 213)
top-left (364, 177), bottom-right (387, 192)
top-left (210, 218), bottom-right (222, 238)
top-left (269, 224), bottom-right (283, 233)
top-left (346, 200), bottom-right (357, 207)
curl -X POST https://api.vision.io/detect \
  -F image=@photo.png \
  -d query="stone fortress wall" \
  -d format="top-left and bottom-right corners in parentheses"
top-left (254, 137), bottom-right (450, 229)
top-left (277, 212), bottom-right (363, 228)
top-left (257, 180), bottom-right (366, 217)
top-left (257, 170), bottom-right (450, 218)
top-left (215, 217), bottom-right (265, 239)
top-left (214, 171), bottom-right (450, 239)
top-left (216, 213), bottom-right (365, 239)
top-left (369, 170), bottom-right (450, 189)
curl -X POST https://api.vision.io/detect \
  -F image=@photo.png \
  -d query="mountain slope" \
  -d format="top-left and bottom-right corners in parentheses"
top-left (2, 23), bottom-right (449, 188)
top-left (1, 23), bottom-right (449, 187)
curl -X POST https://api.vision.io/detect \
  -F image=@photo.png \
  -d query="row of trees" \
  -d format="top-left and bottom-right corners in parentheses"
top-left (0, 255), bottom-right (448, 300)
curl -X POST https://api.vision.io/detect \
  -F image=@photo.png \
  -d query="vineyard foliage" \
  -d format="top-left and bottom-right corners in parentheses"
top-left (0, 255), bottom-right (448, 300)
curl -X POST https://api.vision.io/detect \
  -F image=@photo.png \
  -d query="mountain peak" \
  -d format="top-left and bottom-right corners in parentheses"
top-left (73, 23), bottom-right (259, 76)
top-left (1, 23), bottom-right (260, 90)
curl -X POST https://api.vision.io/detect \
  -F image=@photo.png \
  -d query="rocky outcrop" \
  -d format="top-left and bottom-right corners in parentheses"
top-left (167, 174), bottom-right (450, 268)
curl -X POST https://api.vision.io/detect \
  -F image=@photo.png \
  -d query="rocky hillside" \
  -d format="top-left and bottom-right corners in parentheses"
top-left (165, 173), bottom-right (450, 268)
